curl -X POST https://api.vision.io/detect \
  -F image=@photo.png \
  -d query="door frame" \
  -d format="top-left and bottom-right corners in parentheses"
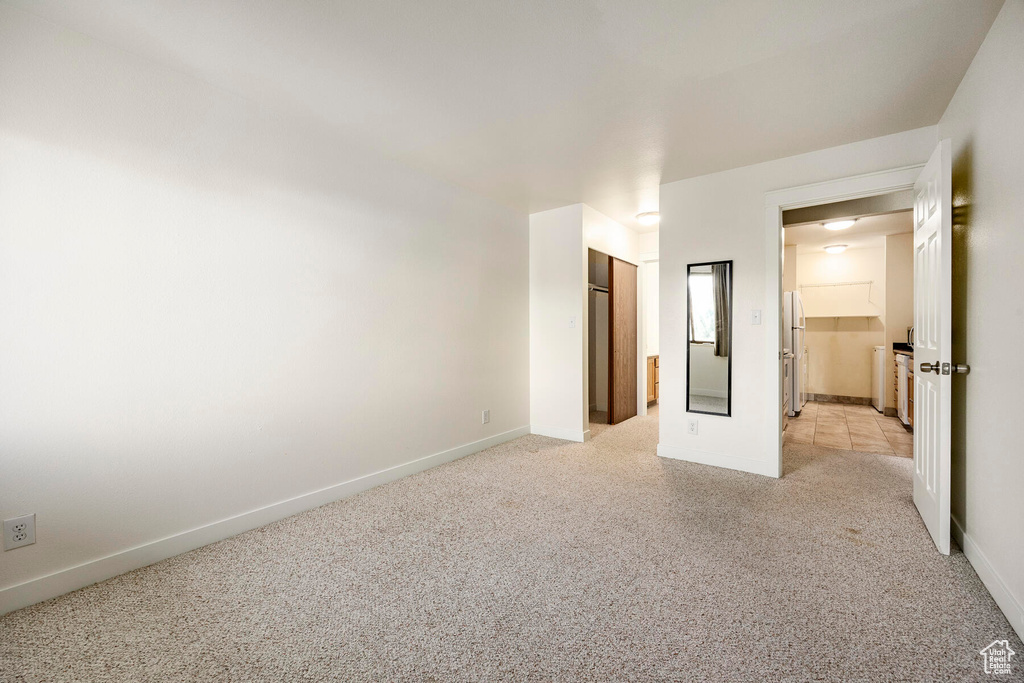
top-left (763, 164), bottom-right (924, 477)
top-left (638, 254), bottom-right (659, 417)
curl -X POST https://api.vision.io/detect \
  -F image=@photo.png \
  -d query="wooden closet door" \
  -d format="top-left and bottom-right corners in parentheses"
top-left (609, 257), bottom-right (637, 424)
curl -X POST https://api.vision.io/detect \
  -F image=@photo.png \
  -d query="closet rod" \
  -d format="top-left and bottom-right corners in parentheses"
top-left (588, 284), bottom-right (609, 293)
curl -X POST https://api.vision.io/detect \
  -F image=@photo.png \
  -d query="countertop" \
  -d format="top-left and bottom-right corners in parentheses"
top-left (893, 342), bottom-right (914, 355)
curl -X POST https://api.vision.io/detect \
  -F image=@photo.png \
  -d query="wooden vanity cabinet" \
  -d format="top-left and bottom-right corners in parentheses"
top-left (647, 355), bottom-right (659, 403)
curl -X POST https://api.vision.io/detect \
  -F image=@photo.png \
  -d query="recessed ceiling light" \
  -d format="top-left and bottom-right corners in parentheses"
top-left (824, 244), bottom-right (848, 254)
top-left (636, 211), bottom-right (660, 226)
top-left (824, 219), bottom-right (856, 231)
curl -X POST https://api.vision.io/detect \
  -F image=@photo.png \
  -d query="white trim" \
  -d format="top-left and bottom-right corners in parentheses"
top-left (0, 425), bottom-right (530, 616)
top-left (657, 443), bottom-right (779, 478)
top-left (952, 515), bottom-right (1024, 641)
top-left (637, 261), bottom-right (647, 417)
top-left (764, 203), bottom-right (785, 478)
top-left (763, 164), bottom-right (924, 210)
top-left (639, 251), bottom-right (659, 263)
top-left (763, 164), bottom-right (924, 479)
top-left (530, 424), bottom-right (589, 442)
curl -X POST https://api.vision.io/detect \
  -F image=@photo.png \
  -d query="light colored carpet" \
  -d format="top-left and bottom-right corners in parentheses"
top-left (2, 409), bottom-right (1021, 682)
top-left (688, 394), bottom-right (727, 413)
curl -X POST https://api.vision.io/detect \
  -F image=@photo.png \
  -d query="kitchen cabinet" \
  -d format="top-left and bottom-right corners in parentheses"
top-left (783, 352), bottom-right (794, 430)
top-left (908, 367), bottom-right (914, 428)
top-left (895, 351), bottom-right (914, 427)
top-left (894, 355), bottom-right (900, 415)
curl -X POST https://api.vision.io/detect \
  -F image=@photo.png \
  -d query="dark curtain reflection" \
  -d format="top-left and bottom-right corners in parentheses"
top-left (713, 263), bottom-right (730, 357)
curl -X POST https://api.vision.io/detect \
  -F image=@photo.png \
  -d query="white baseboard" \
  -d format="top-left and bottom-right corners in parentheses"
top-left (530, 424), bottom-right (588, 442)
top-left (657, 443), bottom-right (779, 478)
top-left (952, 515), bottom-right (1024, 641)
top-left (0, 425), bottom-right (530, 616)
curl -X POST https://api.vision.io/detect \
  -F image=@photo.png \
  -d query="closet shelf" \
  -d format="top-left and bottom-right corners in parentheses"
top-left (803, 299), bottom-right (882, 318)
top-left (805, 313), bottom-right (881, 319)
top-left (802, 301), bottom-right (884, 319)
top-left (799, 281), bottom-right (881, 319)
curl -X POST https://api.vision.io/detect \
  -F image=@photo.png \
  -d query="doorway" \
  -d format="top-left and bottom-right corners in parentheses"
top-left (642, 258), bottom-right (660, 410)
top-left (781, 198), bottom-right (915, 458)
top-left (770, 145), bottom-right (955, 555)
top-left (763, 165), bottom-right (923, 477)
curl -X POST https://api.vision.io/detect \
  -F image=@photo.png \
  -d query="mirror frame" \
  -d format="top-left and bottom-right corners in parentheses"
top-left (686, 259), bottom-right (733, 417)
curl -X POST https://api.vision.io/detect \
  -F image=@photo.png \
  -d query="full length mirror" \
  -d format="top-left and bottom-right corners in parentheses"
top-left (687, 260), bottom-right (732, 416)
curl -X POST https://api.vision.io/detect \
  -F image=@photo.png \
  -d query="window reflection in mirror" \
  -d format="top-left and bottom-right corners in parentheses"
top-left (687, 261), bottom-right (732, 416)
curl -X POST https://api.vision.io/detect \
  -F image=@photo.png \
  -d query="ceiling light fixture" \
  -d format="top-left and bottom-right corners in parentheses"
top-left (824, 219), bottom-right (856, 231)
top-left (636, 211), bottom-right (660, 226)
top-left (824, 244), bottom-right (848, 254)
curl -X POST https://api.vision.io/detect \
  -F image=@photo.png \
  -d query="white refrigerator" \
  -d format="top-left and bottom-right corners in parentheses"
top-left (784, 291), bottom-right (807, 416)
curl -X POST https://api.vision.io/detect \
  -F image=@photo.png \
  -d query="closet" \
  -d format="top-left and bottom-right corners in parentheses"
top-left (588, 249), bottom-right (638, 425)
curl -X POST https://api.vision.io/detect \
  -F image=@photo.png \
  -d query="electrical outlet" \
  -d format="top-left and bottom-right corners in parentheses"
top-left (4, 514), bottom-right (36, 551)
top-left (482, 409), bottom-right (490, 424)
top-left (687, 419), bottom-right (698, 436)
top-left (752, 309), bottom-right (762, 325)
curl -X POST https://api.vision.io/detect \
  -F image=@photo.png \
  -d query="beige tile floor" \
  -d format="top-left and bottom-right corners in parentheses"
top-left (784, 401), bottom-right (913, 457)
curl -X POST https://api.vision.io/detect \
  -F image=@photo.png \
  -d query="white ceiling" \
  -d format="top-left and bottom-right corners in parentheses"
top-left (785, 211), bottom-right (913, 254)
top-left (7, 0), bottom-right (1003, 231)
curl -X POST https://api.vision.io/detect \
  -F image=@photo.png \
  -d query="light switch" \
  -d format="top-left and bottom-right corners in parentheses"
top-left (752, 309), bottom-right (762, 325)
top-left (569, 316), bottom-right (576, 329)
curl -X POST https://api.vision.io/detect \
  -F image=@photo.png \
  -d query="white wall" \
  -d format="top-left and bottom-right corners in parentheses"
top-left (937, 0), bottom-right (1024, 640)
top-left (658, 126), bottom-right (937, 477)
top-left (884, 233), bottom-right (914, 410)
top-left (0, 6), bottom-right (529, 612)
top-left (584, 205), bottom-right (639, 264)
top-left (530, 205), bottom-right (587, 441)
top-left (644, 261), bottom-right (660, 357)
top-left (782, 245), bottom-right (797, 294)
top-left (797, 247), bottom-right (886, 399)
top-left (638, 231), bottom-right (659, 259)
top-left (640, 232), bottom-right (659, 386)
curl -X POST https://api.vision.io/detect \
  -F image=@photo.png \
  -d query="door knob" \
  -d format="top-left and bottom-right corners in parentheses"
top-left (920, 361), bottom-right (970, 375)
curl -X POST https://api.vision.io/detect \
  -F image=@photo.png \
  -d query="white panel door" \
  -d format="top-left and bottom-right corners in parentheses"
top-left (912, 139), bottom-right (952, 555)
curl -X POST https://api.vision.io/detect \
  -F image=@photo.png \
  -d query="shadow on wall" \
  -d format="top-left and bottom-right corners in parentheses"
top-left (950, 137), bottom-right (972, 535)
